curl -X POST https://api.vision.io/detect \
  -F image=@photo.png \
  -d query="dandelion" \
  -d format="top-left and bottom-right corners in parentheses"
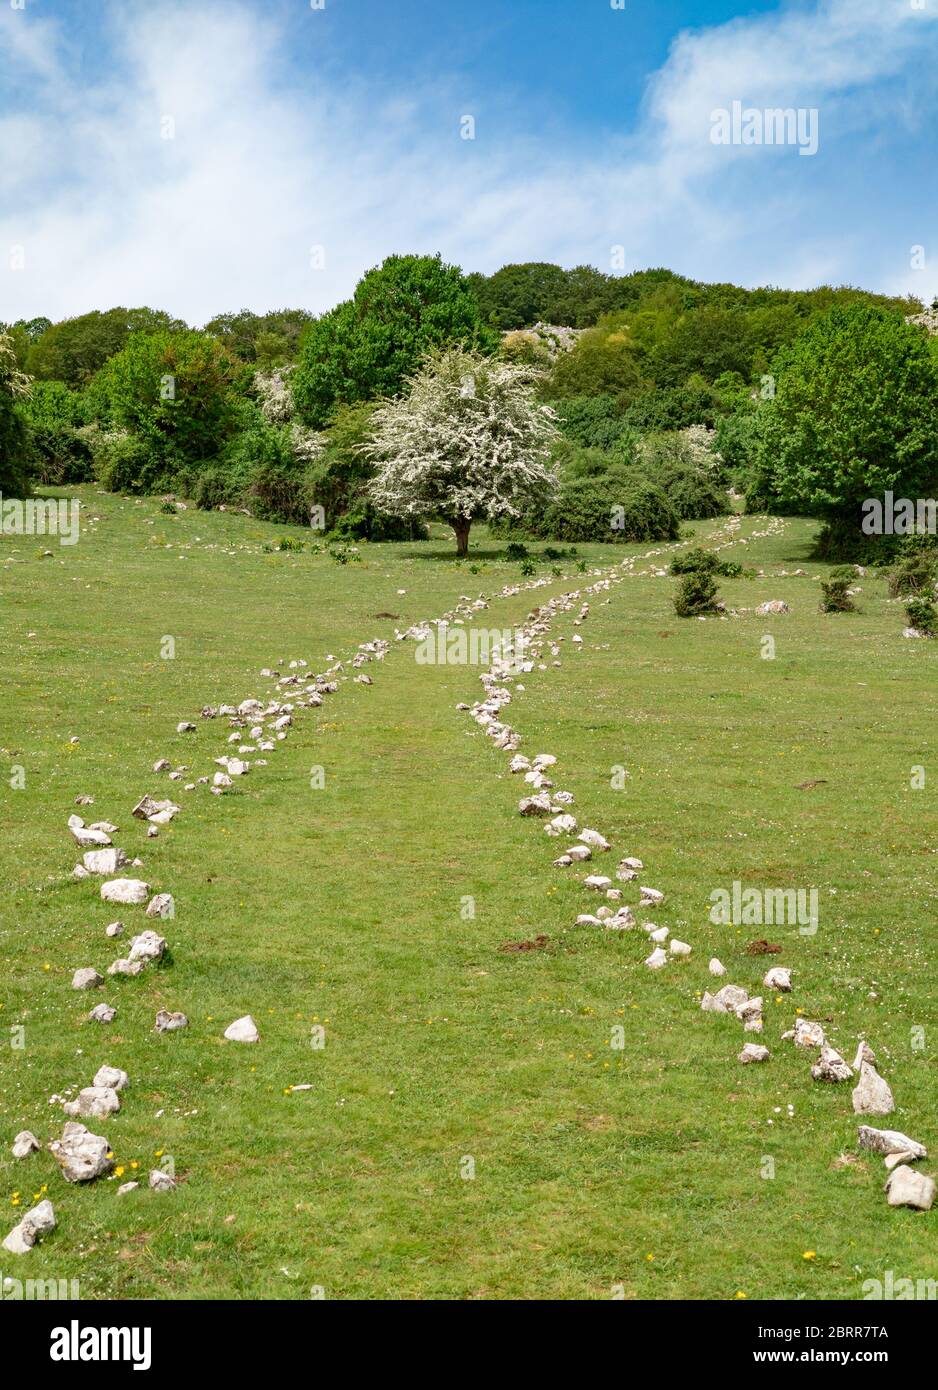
top-left (735, 1290), bottom-right (748, 1299)
top-left (803, 1250), bottom-right (816, 1261)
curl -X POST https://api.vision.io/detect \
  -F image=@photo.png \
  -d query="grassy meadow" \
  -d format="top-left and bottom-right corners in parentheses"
top-left (1, 487), bottom-right (936, 1300)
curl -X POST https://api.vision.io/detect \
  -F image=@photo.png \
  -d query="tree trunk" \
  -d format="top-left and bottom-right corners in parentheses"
top-left (453, 517), bottom-right (471, 557)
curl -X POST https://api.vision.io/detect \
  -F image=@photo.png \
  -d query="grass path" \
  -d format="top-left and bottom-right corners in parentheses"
top-left (2, 492), bottom-right (936, 1299)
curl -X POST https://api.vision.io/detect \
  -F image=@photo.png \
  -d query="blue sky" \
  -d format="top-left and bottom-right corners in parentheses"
top-left (1, 0), bottom-right (936, 323)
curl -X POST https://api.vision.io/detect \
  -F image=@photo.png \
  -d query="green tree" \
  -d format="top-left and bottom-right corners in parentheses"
top-left (0, 330), bottom-right (31, 495)
top-left (90, 330), bottom-right (243, 467)
top-left (27, 307), bottom-right (187, 386)
top-left (292, 254), bottom-right (495, 428)
top-left (755, 306), bottom-right (938, 522)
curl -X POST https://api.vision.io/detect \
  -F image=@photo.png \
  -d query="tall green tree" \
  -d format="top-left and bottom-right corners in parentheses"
top-left (0, 330), bottom-right (31, 495)
top-left (27, 307), bottom-right (187, 386)
top-left (756, 305), bottom-right (938, 520)
top-left (292, 254), bottom-right (495, 428)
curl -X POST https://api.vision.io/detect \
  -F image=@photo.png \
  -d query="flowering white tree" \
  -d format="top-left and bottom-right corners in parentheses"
top-left (365, 346), bottom-right (559, 556)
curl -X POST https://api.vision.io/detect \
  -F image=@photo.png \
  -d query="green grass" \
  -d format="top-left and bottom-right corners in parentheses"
top-left (1, 489), bottom-right (936, 1300)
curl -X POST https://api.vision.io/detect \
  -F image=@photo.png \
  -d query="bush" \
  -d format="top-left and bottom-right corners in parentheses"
top-left (21, 381), bottom-right (94, 484)
top-left (905, 596), bottom-right (937, 634)
top-left (674, 571), bottom-right (720, 616)
top-left (888, 539), bottom-right (937, 597)
top-left (506, 541), bottom-right (529, 561)
top-left (538, 468), bottom-right (679, 543)
top-left (0, 330), bottom-right (31, 496)
top-left (670, 547), bottom-right (721, 575)
top-left (819, 573), bottom-right (856, 612)
top-left (91, 431), bottom-right (170, 494)
top-left (552, 395), bottom-right (628, 450)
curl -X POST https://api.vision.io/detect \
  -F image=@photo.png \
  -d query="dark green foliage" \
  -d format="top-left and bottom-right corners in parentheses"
top-left (25, 307), bottom-right (187, 387)
top-left (292, 255), bottom-right (496, 427)
top-left (905, 596), bottom-right (937, 634)
top-left (20, 381), bottom-right (94, 484)
top-left (202, 308), bottom-right (314, 366)
top-left (673, 571), bottom-right (720, 617)
top-left (820, 572), bottom-right (857, 612)
top-left (753, 306), bottom-right (938, 528)
top-left (505, 541), bottom-right (529, 561)
top-left (620, 380), bottom-right (719, 430)
top-left (887, 538), bottom-right (938, 596)
top-left (539, 468), bottom-right (679, 544)
top-left (552, 395), bottom-right (628, 449)
top-left (670, 547), bottom-right (721, 576)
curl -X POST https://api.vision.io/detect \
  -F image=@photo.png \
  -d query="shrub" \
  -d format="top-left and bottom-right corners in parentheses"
top-left (0, 330), bottom-right (31, 496)
top-left (20, 381), bottom-right (94, 484)
top-left (539, 468), bottom-right (679, 543)
top-left (819, 573), bottom-right (856, 612)
top-left (519, 556), bottom-right (536, 576)
top-left (671, 546), bottom-right (720, 575)
top-left (552, 395), bottom-right (628, 450)
top-left (505, 541), bottom-right (529, 561)
top-left (888, 539), bottom-right (937, 597)
top-left (674, 571), bottom-right (720, 617)
top-left (92, 432), bottom-right (170, 494)
top-left (905, 596), bottom-right (937, 634)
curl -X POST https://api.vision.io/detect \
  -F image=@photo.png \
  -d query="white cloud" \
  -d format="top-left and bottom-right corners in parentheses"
top-left (1, 0), bottom-right (936, 324)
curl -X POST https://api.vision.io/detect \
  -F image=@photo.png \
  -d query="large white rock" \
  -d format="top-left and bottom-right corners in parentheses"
top-left (811, 1044), bottom-right (853, 1083)
top-left (644, 947), bottom-right (668, 970)
top-left (583, 875), bottom-right (612, 891)
top-left (2, 1200), bottom-right (56, 1255)
top-left (82, 847), bottom-right (128, 875)
top-left (857, 1126), bottom-right (927, 1159)
top-left (71, 968), bottom-right (103, 991)
top-left (128, 930), bottom-right (167, 963)
top-left (50, 1122), bottom-right (113, 1182)
top-left (701, 984), bottom-right (748, 1014)
top-left (884, 1166), bottom-right (936, 1211)
top-left (756, 600), bottom-right (789, 615)
top-left (155, 1010), bottom-right (189, 1033)
top-left (146, 893), bottom-right (174, 919)
top-left (852, 1062), bottom-right (895, 1116)
top-left (70, 825), bottom-right (112, 849)
top-left (792, 1018), bottom-right (825, 1048)
top-left (566, 845), bottom-right (592, 863)
top-left (11, 1131), bottom-right (40, 1159)
top-left (708, 958), bottom-right (727, 977)
top-left (669, 939), bottom-right (692, 958)
top-left (519, 793), bottom-right (552, 816)
top-left (149, 1168), bottom-right (177, 1192)
top-left (639, 886), bottom-right (664, 906)
top-left (93, 1065), bottom-right (128, 1092)
top-left (763, 966), bottom-right (792, 992)
top-left (739, 1043), bottom-right (770, 1063)
top-left (100, 878), bottom-right (150, 905)
top-left (88, 1002), bottom-right (116, 1023)
top-left (63, 1086), bottom-right (121, 1120)
top-left (107, 958), bottom-right (145, 976)
top-left (224, 1015), bottom-right (260, 1043)
top-left (578, 829), bottom-right (610, 852)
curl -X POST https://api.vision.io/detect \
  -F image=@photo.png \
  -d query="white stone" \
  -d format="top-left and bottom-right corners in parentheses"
top-left (811, 1044), bottom-right (853, 1083)
top-left (708, 958), bottom-right (727, 977)
top-left (224, 1015), bottom-right (260, 1043)
top-left (669, 939), bottom-right (691, 958)
top-left (739, 1043), bottom-right (770, 1063)
top-left (852, 1062), bottom-right (895, 1116)
top-left (639, 886), bottom-right (664, 906)
top-left (566, 844), bottom-right (591, 863)
top-left (107, 958), bottom-right (145, 977)
top-left (583, 875), bottom-right (612, 891)
top-left (63, 1086), bottom-right (121, 1120)
top-left (578, 830), bottom-right (610, 852)
top-left (645, 947), bottom-right (668, 970)
top-left (88, 1003), bottom-right (116, 1023)
top-left (155, 1010), bottom-right (189, 1033)
top-left (50, 1122), bottom-right (113, 1183)
top-left (93, 1065), bottom-right (128, 1092)
top-left (857, 1126), bottom-right (926, 1159)
top-left (105, 921), bottom-right (123, 939)
top-left (100, 878), bottom-right (149, 905)
top-left (649, 926), bottom-right (669, 944)
top-left (2, 1200), bottom-right (55, 1255)
top-left (763, 967), bottom-right (792, 991)
top-left (149, 1169), bottom-right (177, 1192)
top-left (128, 930), bottom-right (166, 963)
top-left (884, 1166), bottom-right (936, 1211)
top-left (70, 825), bottom-right (112, 849)
top-left (72, 968), bottom-right (103, 991)
top-left (701, 985), bottom-right (748, 1014)
top-left (792, 1019), bottom-right (825, 1048)
top-left (118, 1181), bottom-right (139, 1195)
top-left (146, 893), bottom-right (174, 919)
top-left (82, 847), bottom-right (128, 875)
top-left (11, 1131), bottom-right (40, 1159)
